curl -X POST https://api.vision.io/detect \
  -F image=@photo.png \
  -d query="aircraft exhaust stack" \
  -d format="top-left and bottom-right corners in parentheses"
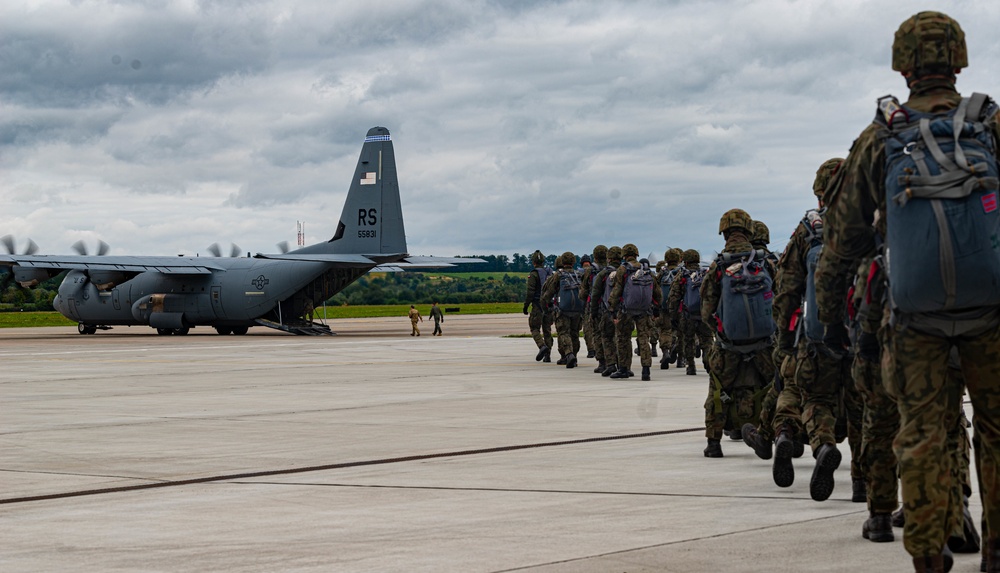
top-left (295, 127), bottom-right (407, 257)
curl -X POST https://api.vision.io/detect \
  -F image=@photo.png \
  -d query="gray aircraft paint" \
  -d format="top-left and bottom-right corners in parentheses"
top-left (1, 127), bottom-right (476, 335)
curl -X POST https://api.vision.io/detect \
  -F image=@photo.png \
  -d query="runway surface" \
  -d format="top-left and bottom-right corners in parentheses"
top-left (0, 314), bottom-right (979, 572)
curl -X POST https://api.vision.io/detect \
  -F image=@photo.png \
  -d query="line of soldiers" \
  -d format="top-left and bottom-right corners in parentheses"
top-left (524, 242), bottom-right (715, 383)
top-left (707, 12), bottom-right (997, 573)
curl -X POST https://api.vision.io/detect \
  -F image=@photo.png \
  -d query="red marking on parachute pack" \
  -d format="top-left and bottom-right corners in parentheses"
top-left (983, 192), bottom-right (998, 214)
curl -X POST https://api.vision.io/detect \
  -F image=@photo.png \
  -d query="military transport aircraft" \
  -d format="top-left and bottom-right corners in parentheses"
top-left (0, 127), bottom-right (477, 336)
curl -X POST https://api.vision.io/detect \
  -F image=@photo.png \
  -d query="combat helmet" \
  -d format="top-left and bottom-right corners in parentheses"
top-left (607, 246), bottom-right (623, 263)
top-left (892, 11), bottom-right (967, 75)
top-left (622, 243), bottom-right (639, 259)
top-left (751, 221), bottom-right (770, 246)
top-left (664, 247), bottom-right (683, 264)
top-left (718, 208), bottom-right (753, 236)
top-left (561, 251), bottom-right (575, 268)
top-left (593, 245), bottom-right (608, 265)
top-left (682, 249), bottom-right (701, 266)
top-left (814, 158), bottom-right (844, 198)
top-left (580, 253), bottom-right (592, 265)
top-left (531, 250), bottom-right (545, 267)
top-left (553, 254), bottom-right (564, 268)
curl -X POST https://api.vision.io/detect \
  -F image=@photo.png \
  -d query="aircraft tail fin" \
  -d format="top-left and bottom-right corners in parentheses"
top-left (296, 127), bottom-right (407, 257)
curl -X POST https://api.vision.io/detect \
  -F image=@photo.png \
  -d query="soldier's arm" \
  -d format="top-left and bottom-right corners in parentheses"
top-left (667, 276), bottom-right (683, 322)
top-left (700, 262), bottom-right (721, 332)
top-left (524, 271), bottom-right (539, 306)
top-left (540, 274), bottom-right (558, 306)
top-left (651, 272), bottom-right (662, 308)
top-left (608, 272), bottom-right (623, 314)
top-left (772, 224), bottom-right (808, 333)
top-left (816, 128), bottom-right (880, 325)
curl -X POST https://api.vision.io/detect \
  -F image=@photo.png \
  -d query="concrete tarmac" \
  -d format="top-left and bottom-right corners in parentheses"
top-left (0, 315), bottom-right (981, 572)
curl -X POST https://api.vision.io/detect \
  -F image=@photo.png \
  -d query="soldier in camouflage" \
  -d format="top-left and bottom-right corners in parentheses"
top-left (608, 244), bottom-right (661, 381)
top-left (583, 245), bottom-right (609, 372)
top-left (699, 209), bottom-right (776, 458)
top-left (592, 246), bottom-right (623, 377)
top-left (579, 253), bottom-right (598, 359)
top-left (657, 248), bottom-right (684, 369)
top-left (668, 249), bottom-right (712, 376)
top-left (523, 249), bottom-right (555, 363)
top-left (814, 12), bottom-right (1000, 571)
top-left (541, 252), bottom-right (583, 369)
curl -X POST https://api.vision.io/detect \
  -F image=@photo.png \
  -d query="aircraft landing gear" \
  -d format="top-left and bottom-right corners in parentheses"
top-left (77, 323), bottom-right (97, 335)
top-left (230, 326), bottom-right (248, 335)
top-left (173, 327), bottom-right (190, 335)
top-left (156, 328), bottom-right (172, 336)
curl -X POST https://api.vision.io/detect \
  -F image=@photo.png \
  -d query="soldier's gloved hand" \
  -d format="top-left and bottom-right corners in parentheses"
top-left (772, 345), bottom-right (793, 367)
top-left (857, 331), bottom-right (880, 362)
top-left (522, 303), bottom-right (530, 315)
top-left (822, 322), bottom-right (850, 356)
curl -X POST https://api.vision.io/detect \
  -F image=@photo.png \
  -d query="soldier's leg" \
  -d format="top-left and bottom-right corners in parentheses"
top-left (696, 322), bottom-right (714, 374)
top-left (555, 315), bottom-right (572, 359)
top-left (582, 305), bottom-right (594, 357)
top-left (956, 329), bottom-right (1000, 559)
top-left (528, 306), bottom-right (545, 349)
top-left (636, 316), bottom-right (652, 368)
top-left (884, 323), bottom-right (960, 560)
top-left (945, 370), bottom-right (979, 553)
top-left (615, 316), bottom-right (635, 373)
top-left (542, 310), bottom-right (555, 352)
top-left (570, 314), bottom-right (582, 357)
top-left (852, 353), bottom-right (900, 518)
top-left (841, 355), bottom-right (866, 502)
top-left (600, 313), bottom-right (618, 374)
top-left (798, 344), bottom-right (849, 501)
top-left (704, 345), bottom-right (735, 441)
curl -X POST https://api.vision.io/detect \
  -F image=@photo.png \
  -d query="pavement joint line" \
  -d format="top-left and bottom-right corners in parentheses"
top-left (0, 427), bottom-right (702, 506)
top-left (489, 509), bottom-right (870, 573)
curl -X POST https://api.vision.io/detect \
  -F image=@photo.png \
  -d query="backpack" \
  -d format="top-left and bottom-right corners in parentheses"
top-left (659, 265), bottom-right (682, 309)
top-left (800, 210), bottom-right (826, 343)
top-left (602, 268), bottom-right (617, 309)
top-left (716, 249), bottom-right (775, 349)
top-left (532, 266), bottom-right (553, 303)
top-left (683, 266), bottom-right (706, 318)
top-left (621, 261), bottom-right (655, 316)
top-left (557, 269), bottom-right (585, 315)
top-left (878, 93), bottom-right (1000, 315)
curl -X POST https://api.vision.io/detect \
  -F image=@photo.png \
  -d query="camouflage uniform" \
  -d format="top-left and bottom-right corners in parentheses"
top-left (667, 249), bottom-right (712, 376)
top-left (541, 253), bottom-right (583, 366)
top-left (657, 248), bottom-right (684, 366)
top-left (592, 247), bottom-right (623, 376)
top-left (700, 210), bottom-right (776, 456)
top-left (524, 250), bottom-right (554, 360)
top-left (814, 11), bottom-right (1000, 566)
top-left (608, 245), bottom-right (661, 380)
top-left (579, 253), bottom-right (599, 359)
top-left (582, 246), bottom-right (607, 364)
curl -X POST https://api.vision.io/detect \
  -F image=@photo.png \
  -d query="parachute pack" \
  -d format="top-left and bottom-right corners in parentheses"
top-left (716, 249), bottom-right (775, 350)
top-left (532, 266), bottom-right (553, 303)
top-left (683, 267), bottom-right (706, 318)
top-left (877, 93), bottom-right (1000, 317)
top-left (557, 269), bottom-right (585, 315)
top-left (659, 265), bottom-right (682, 309)
top-left (621, 262), bottom-right (655, 316)
top-left (801, 209), bottom-right (826, 343)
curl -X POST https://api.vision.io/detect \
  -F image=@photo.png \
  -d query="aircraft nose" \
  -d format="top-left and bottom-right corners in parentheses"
top-left (53, 294), bottom-right (63, 311)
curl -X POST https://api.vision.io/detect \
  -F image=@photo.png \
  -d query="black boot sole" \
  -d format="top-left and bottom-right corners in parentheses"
top-left (862, 523), bottom-right (894, 543)
top-left (810, 445), bottom-right (841, 502)
top-left (773, 437), bottom-right (795, 488)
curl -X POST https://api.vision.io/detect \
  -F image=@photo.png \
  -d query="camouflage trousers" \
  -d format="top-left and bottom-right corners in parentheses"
top-left (704, 343), bottom-right (774, 440)
top-left (528, 305), bottom-right (554, 350)
top-left (883, 320), bottom-right (1000, 558)
top-left (769, 352), bottom-right (805, 443)
top-left (796, 343), bottom-right (863, 477)
top-left (587, 309), bottom-right (604, 362)
top-left (680, 315), bottom-right (712, 371)
top-left (616, 313), bottom-right (653, 370)
top-left (599, 310), bottom-right (619, 367)
top-left (852, 353), bottom-right (900, 514)
top-left (656, 312), bottom-right (677, 355)
top-left (555, 313), bottom-right (582, 358)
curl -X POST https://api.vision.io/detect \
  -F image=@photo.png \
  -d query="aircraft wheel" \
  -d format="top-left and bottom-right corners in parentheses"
top-left (231, 326), bottom-right (249, 336)
top-left (173, 327), bottom-right (190, 336)
top-left (156, 328), bottom-right (173, 336)
top-left (215, 327), bottom-right (232, 335)
top-left (85, 326), bottom-right (98, 335)
top-left (78, 323), bottom-right (88, 335)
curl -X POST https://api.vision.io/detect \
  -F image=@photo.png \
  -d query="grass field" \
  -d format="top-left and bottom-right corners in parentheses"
top-left (0, 303), bottom-right (524, 328)
top-left (424, 272), bottom-right (528, 280)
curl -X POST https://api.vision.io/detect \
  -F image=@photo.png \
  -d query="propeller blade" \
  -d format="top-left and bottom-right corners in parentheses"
top-left (24, 239), bottom-right (39, 256)
top-left (229, 244), bottom-right (241, 258)
top-left (71, 240), bottom-right (88, 256)
top-left (1, 235), bottom-right (15, 254)
top-left (276, 241), bottom-right (290, 254)
top-left (207, 243), bottom-right (222, 257)
top-left (96, 240), bottom-right (110, 256)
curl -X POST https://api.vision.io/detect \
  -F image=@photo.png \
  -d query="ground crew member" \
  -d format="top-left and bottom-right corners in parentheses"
top-left (408, 305), bottom-right (422, 336)
top-left (430, 301), bottom-right (444, 336)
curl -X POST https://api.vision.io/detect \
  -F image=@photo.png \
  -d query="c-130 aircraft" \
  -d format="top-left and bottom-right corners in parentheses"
top-left (0, 127), bottom-right (476, 335)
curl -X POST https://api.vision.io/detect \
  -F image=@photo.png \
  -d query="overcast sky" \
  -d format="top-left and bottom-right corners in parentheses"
top-left (3, 0), bottom-right (999, 262)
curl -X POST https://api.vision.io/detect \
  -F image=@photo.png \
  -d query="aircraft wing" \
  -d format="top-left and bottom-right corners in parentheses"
top-left (0, 254), bottom-right (224, 274)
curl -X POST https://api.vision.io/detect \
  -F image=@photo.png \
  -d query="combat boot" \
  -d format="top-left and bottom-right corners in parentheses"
top-left (566, 353), bottom-right (577, 369)
top-left (677, 356), bottom-right (686, 369)
top-left (641, 366), bottom-right (650, 381)
top-left (948, 496), bottom-right (981, 554)
top-left (602, 363), bottom-right (617, 377)
top-left (542, 347), bottom-right (552, 363)
top-left (587, 350), bottom-right (595, 358)
top-left (651, 345), bottom-right (657, 358)
top-left (792, 440), bottom-right (805, 458)
top-left (703, 439), bottom-right (723, 458)
top-left (694, 344), bottom-right (701, 358)
top-left (557, 355), bottom-right (567, 365)
top-left (594, 360), bottom-right (606, 374)
top-left (635, 344), bottom-right (641, 356)
top-left (535, 345), bottom-right (548, 362)
top-left (984, 537), bottom-right (1000, 572)
top-left (741, 423), bottom-right (772, 460)
top-left (809, 443), bottom-right (842, 502)
top-left (610, 366), bottom-right (629, 379)
top-left (852, 478), bottom-right (867, 503)
top-left (659, 353), bottom-right (669, 370)
top-left (912, 547), bottom-right (953, 573)
top-left (773, 428), bottom-right (795, 488)
top-left (862, 512), bottom-right (894, 543)
top-left (892, 508), bottom-right (905, 528)
top-left (686, 363), bottom-right (697, 376)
